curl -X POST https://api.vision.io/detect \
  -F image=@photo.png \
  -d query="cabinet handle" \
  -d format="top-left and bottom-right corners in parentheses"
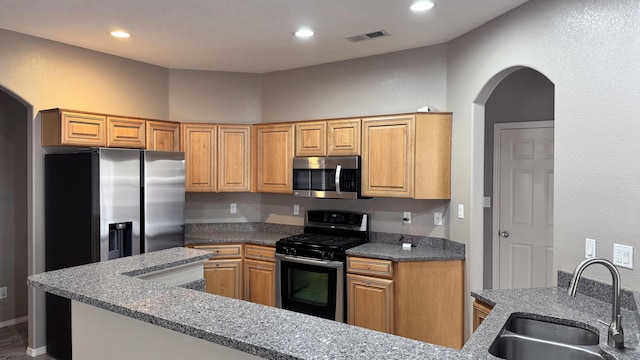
top-left (366, 282), bottom-right (371, 287)
top-left (215, 263), bottom-right (220, 267)
top-left (258, 252), bottom-right (262, 256)
top-left (215, 250), bottom-right (220, 253)
top-left (367, 265), bottom-right (371, 270)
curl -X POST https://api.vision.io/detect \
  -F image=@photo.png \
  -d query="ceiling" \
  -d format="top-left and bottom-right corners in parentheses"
top-left (0, 0), bottom-right (529, 73)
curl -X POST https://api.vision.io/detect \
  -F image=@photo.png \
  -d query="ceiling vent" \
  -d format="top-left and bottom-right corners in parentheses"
top-left (346, 30), bottom-right (390, 42)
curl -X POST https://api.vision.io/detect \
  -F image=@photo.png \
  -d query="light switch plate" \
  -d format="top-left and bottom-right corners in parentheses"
top-left (483, 197), bottom-right (491, 208)
top-left (585, 238), bottom-right (596, 258)
top-left (613, 243), bottom-right (633, 269)
top-left (457, 204), bottom-right (464, 219)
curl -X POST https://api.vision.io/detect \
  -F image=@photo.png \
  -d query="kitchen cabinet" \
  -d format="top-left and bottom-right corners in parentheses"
top-left (295, 121), bottom-right (326, 156)
top-left (181, 124), bottom-right (252, 192)
top-left (295, 118), bottom-right (361, 156)
top-left (203, 259), bottom-right (243, 299)
top-left (346, 257), bottom-right (394, 334)
top-left (146, 120), bottom-right (180, 151)
top-left (218, 125), bottom-right (251, 192)
top-left (472, 299), bottom-right (493, 332)
top-left (254, 123), bottom-right (294, 193)
top-left (41, 109), bottom-right (107, 147)
top-left (361, 113), bottom-right (451, 199)
top-left (394, 260), bottom-right (464, 349)
top-left (107, 116), bottom-right (146, 148)
top-left (243, 245), bottom-right (276, 307)
top-left (181, 124), bottom-right (217, 192)
top-left (192, 244), bottom-right (243, 300)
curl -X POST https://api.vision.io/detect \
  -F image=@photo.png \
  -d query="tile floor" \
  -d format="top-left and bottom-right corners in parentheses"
top-left (0, 323), bottom-right (56, 360)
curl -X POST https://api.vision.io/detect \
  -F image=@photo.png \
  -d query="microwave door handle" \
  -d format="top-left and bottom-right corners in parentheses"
top-left (335, 165), bottom-right (342, 195)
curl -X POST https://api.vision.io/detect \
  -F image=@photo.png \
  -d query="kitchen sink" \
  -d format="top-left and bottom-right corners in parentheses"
top-left (489, 314), bottom-right (605, 360)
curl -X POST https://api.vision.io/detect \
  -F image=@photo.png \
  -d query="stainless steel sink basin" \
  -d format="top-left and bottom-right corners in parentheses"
top-left (489, 314), bottom-right (604, 360)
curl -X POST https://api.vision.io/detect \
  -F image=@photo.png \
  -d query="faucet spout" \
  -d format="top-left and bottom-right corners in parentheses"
top-left (567, 257), bottom-right (624, 349)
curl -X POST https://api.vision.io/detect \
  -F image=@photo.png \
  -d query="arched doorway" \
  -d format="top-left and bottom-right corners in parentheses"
top-left (473, 67), bottom-right (555, 289)
top-left (0, 87), bottom-right (29, 327)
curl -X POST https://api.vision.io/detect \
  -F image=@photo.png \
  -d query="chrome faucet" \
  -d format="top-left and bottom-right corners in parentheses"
top-left (567, 257), bottom-right (624, 349)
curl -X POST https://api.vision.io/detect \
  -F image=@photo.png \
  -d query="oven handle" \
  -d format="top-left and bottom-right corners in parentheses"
top-left (275, 253), bottom-right (344, 268)
top-left (335, 165), bottom-right (342, 196)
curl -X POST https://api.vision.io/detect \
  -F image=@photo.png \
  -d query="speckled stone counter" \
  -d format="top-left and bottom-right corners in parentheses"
top-left (468, 287), bottom-right (640, 359)
top-left (27, 247), bottom-right (469, 359)
top-left (347, 242), bottom-right (464, 261)
top-left (185, 222), bottom-right (302, 247)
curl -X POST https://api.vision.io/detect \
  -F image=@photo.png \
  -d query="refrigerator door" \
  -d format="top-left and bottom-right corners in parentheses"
top-left (142, 150), bottom-right (185, 252)
top-left (98, 148), bottom-right (142, 261)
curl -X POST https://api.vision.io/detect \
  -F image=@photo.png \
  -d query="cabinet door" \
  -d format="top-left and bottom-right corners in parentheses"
top-left (218, 125), bottom-right (251, 192)
top-left (414, 113), bottom-right (452, 199)
top-left (181, 124), bottom-right (217, 192)
top-left (327, 118), bottom-right (361, 156)
top-left (347, 273), bottom-right (394, 334)
top-left (295, 121), bottom-right (326, 156)
top-left (255, 124), bottom-right (294, 193)
top-left (243, 259), bottom-right (275, 306)
top-left (41, 109), bottom-right (107, 147)
top-left (146, 120), bottom-right (180, 151)
top-left (361, 115), bottom-right (414, 197)
top-left (472, 300), bottom-right (493, 332)
top-left (204, 259), bottom-right (243, 299)
top-left (107, 117), bottom-right (146, 148)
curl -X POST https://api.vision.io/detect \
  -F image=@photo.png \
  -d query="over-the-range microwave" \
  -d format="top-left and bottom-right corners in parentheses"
top-left (292, 156), bottom-right (363, 199)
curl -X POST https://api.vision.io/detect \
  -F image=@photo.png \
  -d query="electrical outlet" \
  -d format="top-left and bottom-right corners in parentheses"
top-left (293, 204), bottom-right (300, 216)
top-left (585, 238), bottom-right (596, 258)
top-left (483, 197), bottom-right (491, 208)
top-left (613, 243), bottom-right (633, 269)
top-left (230, 203), bottom-right (237, 214)
top-left (434, 212), bottom-right (443, 226)
top-left (0, 287), bottom-right (6, 299)
top-left (403, 211), bottom-right (411, 224)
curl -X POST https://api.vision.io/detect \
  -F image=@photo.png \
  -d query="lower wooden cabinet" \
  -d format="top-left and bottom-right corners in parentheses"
top-left (346, 273), bottom-right (394, 333)
top-left (473, 299), bottom-right (493, 332)
top-left (243, 259), bottom-right (276, 306)
top-left (203, 259), bottom-right (243, 299)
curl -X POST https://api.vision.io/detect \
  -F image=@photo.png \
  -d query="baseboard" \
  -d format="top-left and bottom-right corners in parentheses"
top-left (0, 315), bottom-right (28, 328)
top-left (26, 346), bottom-right (48, 357)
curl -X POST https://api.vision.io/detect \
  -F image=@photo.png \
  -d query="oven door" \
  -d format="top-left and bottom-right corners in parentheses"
top-left (275, 254), bottom-right (344, 322)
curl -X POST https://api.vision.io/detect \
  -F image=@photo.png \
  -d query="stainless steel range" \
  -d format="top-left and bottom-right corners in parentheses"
top-left (275, 210), bottom-right (369, 322)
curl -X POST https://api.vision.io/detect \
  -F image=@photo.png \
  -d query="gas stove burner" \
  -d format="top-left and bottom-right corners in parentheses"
top-left (276, 210), bottom-right (369, 262)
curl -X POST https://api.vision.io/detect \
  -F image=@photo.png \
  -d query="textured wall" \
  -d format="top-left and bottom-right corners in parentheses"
top-left (447, 0), bottom-right (640, 304)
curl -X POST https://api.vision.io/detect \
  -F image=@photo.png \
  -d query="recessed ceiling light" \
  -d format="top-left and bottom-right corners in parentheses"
top-left (410, 1), bottom-right (435, 12)
top-left (294, 28), bottom-right (314, 38)
top-left (110, 31), bottom-right (132, 38)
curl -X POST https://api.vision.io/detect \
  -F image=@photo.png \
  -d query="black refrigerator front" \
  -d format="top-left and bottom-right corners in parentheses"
top-left (45, 148), bottom-right (142, 359)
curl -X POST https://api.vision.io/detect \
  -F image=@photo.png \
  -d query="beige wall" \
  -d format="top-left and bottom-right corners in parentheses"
top-left (0, 27), bottom-right (169, 350)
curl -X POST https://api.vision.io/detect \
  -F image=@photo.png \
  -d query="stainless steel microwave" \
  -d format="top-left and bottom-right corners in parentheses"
top-left (292, 156), bottom-right (362, 199)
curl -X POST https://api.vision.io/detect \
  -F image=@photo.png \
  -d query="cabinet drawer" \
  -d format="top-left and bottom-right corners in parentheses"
top-left (244, 245), bottom-right (275, 262)
top-left (347, 257), bottom-right (393, 278)
top-left (193, 244), bottom-right (242, 259)
top-left (107, 117), bottom-right (146, 148)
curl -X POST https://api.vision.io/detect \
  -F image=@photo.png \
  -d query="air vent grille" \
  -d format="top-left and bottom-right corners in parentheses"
top-left (346, 29), bottom-right (390, 42)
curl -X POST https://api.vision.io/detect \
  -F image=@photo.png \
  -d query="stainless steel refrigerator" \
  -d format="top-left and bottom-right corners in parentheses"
top-left (44, 148), bottom-right (185, 359)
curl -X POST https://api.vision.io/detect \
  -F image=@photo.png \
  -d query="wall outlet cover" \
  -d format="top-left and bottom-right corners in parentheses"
top-left (403, 211), bottom-right (411, 224)
top-left (0, 287), bottom-right (6, 299)
top-left (230, 203), bottom-right (237, 214)
top-left (613, 243), bottom-right (633, 269)
top-left (434, 212), bottom-right (443, 226)
top-left (293, 204), bottom-right (300, 216)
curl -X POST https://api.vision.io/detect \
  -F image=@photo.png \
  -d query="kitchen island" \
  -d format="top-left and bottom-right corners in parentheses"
top-left (28, 247), bottom-right (466, 360)
top-left (28, 246), bottom-right (640, 359)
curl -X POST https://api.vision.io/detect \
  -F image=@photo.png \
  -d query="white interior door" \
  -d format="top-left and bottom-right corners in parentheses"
top-left (494, 122), bottom-right (554, 289)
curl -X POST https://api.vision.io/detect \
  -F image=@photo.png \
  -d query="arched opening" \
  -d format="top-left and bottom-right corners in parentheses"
top-left (0, 86), bottom-right (29, 329)
top-left (472, 67), bottom-right (555, 290)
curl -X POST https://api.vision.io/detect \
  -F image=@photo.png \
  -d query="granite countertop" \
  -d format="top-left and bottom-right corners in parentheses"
top-left (346, 242), bottom-right (464, 261)
top-left (28, 247), bottom-right (467, 360)
top-left (185, 231), bottom-right (285, 247)
top-left (467, 287), bottom-right (640, 359)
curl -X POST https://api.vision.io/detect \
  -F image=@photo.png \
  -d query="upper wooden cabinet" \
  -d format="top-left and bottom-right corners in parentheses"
top-left (181, 123), bottom-right (252, 193)
top-left (327, 118), bottom-right (361, 156)
top-left (295, 118), bottom-right (361, 156)
top-left (181, 123), bottom-right (217, 192)
top-left (218, 125), bottom-right (251, 192)
top-left (254, 123), bottom-right (294, 193)
top-left (146, 120), bottom-right (180, 152)
top-left (295, 121), bottom-right (326, 157)
top-left (107, 116), bottom-right (146, 149)
top-left (41, 109), bottom-right (107, 147)
top-left (361, 113), bottom-right (451, 199)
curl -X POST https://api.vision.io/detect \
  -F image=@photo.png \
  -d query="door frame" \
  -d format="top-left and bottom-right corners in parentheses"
top-left (491, 120), bottom-right (554, 288)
